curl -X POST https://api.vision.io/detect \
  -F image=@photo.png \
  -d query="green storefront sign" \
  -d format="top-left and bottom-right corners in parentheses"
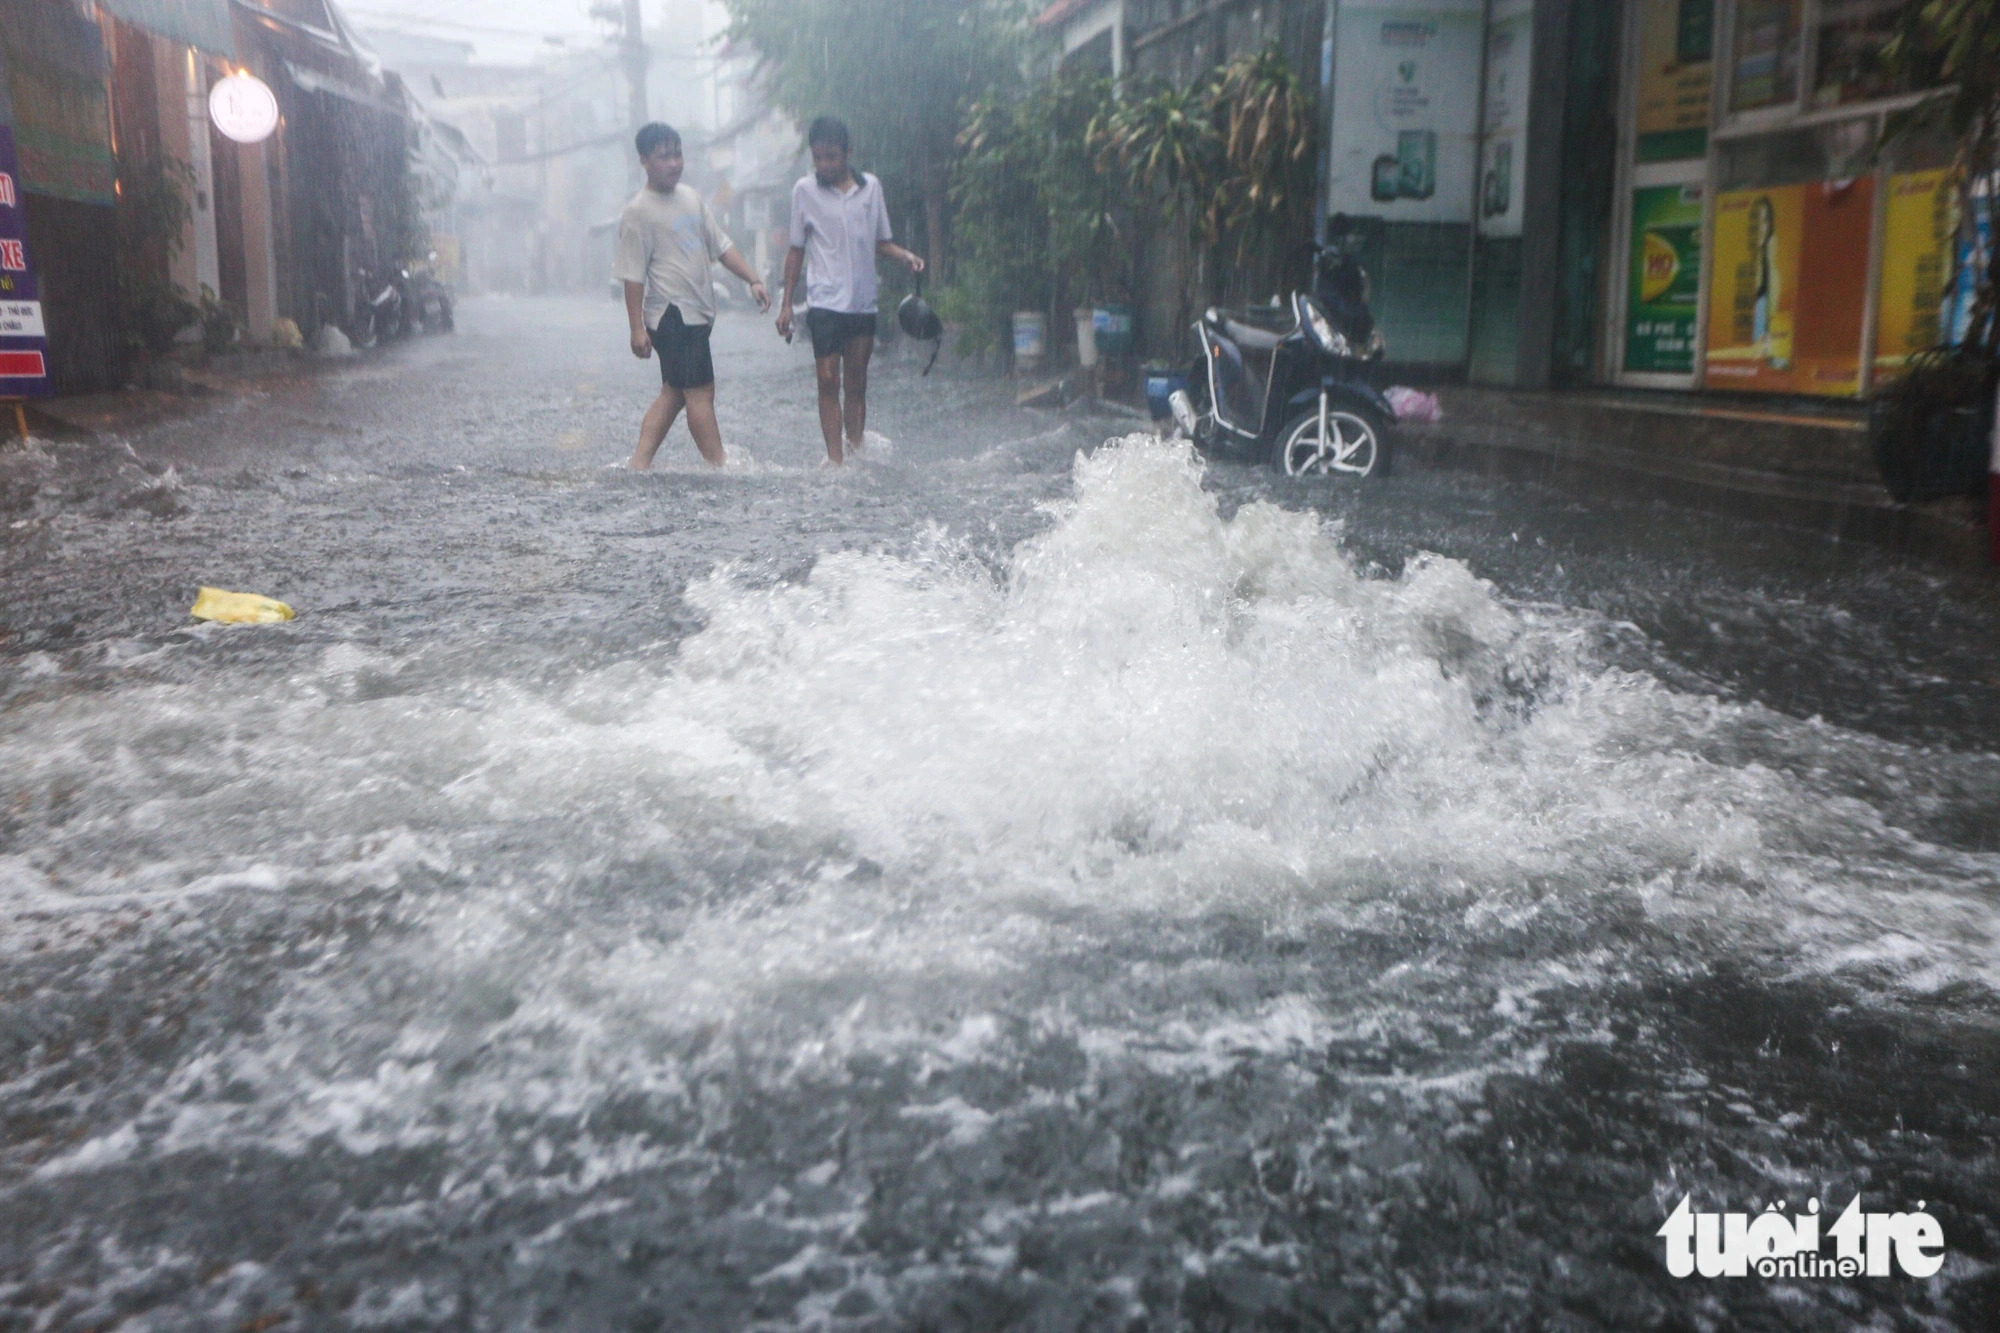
top-left (1625, 184), bottom-right (1703, 374)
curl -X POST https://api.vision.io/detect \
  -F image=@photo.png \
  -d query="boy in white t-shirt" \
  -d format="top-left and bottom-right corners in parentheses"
top-left (614, 122), bottom-right (769, 469)
top-left (774, 117), bottom-right (925, 465)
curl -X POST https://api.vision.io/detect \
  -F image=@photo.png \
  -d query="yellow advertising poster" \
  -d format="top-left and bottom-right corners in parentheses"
top-left (1706, 186), bottom-right (1803, 385)
top-left (1635, 0), bottom-right (1713, 161)
top-left (1873, 168), bottom-right (1958, 377)
top-left (1706, 179), bottom-right (1875, 396)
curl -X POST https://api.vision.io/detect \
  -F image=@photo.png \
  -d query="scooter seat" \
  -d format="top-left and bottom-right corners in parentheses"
top-left (1220, 318), bottom-right (1287, 352)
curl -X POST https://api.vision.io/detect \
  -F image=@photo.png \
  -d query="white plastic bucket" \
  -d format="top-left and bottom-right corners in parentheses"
top-left (1074, 309), bottom-right (1099, 369)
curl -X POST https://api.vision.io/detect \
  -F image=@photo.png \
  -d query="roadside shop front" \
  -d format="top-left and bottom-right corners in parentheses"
top-left (1605, 0), bottom-right (1977, 400)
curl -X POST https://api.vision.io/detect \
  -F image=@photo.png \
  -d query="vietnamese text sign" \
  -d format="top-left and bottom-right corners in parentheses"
top-left (1328, 0), bottom-right (1484, 223)
top-left (1874, 168), bottom-right (1956, 377)
top-left (1625, 183), bottom-right (1704, 374)
top-left (0, 301), bottom-right (46, 338)
top-left (1635, 0), bottom-right (1713, 161)
top-left (1705, 178), bottom-right (1873, 396)
top-left (0, 127), bottom-right (50, 398)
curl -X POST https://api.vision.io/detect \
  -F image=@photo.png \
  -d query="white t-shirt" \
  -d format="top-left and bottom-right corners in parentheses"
top-left (613, 183), bottom-right (735, 328)
top-left (788, 171), bottom-right (892, 314)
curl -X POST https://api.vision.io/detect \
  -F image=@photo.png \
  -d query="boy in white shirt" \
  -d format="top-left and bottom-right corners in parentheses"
top-left (774, 117), bottom-right (925, 465)
top-left (614, 122), bottom-right (769, 469)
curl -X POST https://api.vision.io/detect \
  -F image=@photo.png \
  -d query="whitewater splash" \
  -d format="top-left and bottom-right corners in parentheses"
top-left (546, 434), bottom-right (1993, 983)
top-left (5, 435), bottom-right (1996, 1329)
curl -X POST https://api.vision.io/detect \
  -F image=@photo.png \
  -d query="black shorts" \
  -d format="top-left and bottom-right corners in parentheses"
top-left (650, 306), bottom-right (715, 390)
top-left (806, 308), bottom-right (877, 360)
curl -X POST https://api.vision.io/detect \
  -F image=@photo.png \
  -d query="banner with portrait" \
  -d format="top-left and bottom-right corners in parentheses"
top-left (1704, 178), bottom-right (1873, 396)
top-left (1873, 168), bottom-right (1957, 378)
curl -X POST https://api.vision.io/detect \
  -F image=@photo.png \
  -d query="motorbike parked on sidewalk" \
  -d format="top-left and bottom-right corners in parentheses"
top-left (402, 252), bottom-right (455, 335)
top-left (347, 265), bottom-right (406, 349)
top-left (1168, 241), bottom-right (1394, 478)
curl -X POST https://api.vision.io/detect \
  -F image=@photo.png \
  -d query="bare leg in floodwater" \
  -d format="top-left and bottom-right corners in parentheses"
top-left (629, 382), bottom-right (724, 469)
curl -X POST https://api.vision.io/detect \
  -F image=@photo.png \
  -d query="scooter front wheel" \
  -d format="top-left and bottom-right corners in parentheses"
top-left (1273, 405), bottom-right (1385, 478)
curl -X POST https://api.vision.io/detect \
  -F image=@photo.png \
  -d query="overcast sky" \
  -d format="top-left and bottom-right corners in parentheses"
top-left (339, 0), bottom-right (618, 65)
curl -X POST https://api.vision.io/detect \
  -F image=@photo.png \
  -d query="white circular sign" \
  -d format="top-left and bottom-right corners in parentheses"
top-left (209, 74), bottom-right (278, 144)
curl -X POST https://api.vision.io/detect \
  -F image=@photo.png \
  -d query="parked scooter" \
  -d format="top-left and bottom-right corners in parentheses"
top-left (402, 252), bottom-right (455, 335)
top-left (348, 264), bottom-right (405, 349)
top-left (1168, 239), bottom-right (1393, 478)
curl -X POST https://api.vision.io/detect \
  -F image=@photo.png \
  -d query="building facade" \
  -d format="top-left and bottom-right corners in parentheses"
top-left (366, 0), bottom-right (791, 304)
top-left (0, 0), bottom-right (432, 393)
top-left (1038, 0), bottom-right (1968, 397)
top-left (1604, 0), bottom-right (1963, 400)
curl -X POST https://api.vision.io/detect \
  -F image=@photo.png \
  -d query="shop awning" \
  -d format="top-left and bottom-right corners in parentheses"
top-left (97, 0), bottom-right (236, 57)
top-left (282, 59), bottom-right (395, 112)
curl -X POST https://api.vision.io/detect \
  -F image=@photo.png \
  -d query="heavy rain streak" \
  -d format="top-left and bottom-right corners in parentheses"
top-left (1, 0), bottom-right (1998, 1331)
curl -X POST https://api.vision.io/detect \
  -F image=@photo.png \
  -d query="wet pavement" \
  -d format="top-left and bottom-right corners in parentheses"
top-left (1, 295), bottom-right (1997, 1331)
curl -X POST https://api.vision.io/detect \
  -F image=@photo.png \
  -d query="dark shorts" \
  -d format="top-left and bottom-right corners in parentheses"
top-left (650, 306), bottom-right (715, 390)
top-left (806, 308), bottom-right (877, 360)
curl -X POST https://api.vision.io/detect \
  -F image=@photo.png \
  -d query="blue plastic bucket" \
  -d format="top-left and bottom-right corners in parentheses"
top-left (1144, 369), bottom-right (1188, 420)
top-left (1012, 311), bottom-right (1046, 366)
top-left (1093, 304), bottom-right (1134, 357)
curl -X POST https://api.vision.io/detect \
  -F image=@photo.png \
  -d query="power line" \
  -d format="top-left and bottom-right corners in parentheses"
top-left (343, 7), bottom-right (602, 41)
top-left (502, 128), bottom-right (626, 162)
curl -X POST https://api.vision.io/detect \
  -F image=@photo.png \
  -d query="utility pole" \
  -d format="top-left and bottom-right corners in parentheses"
top-left (623, 0), bottom-right (649, 144)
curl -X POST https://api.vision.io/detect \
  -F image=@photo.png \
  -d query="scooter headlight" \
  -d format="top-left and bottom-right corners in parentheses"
top-left (1299, 295), bottom-right (1349, 358)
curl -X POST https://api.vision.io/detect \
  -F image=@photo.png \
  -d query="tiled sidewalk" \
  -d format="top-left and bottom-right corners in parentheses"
top-left (1400, 386), bottom-right (1989, 569)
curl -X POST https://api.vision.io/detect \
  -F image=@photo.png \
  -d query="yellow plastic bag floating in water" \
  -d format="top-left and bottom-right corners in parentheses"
top-left (190, 586), bottom-right (295, 624)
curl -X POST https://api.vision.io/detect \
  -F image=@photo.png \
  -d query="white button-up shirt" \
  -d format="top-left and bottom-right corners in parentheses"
top-left (789, 171), bottom-right (893, 314)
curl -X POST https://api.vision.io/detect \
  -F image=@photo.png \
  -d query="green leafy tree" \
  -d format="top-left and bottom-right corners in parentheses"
top-left (721, 0), bottom-right (1028, 275)
top-left (1038, 75), bottom-right (1126, 307)
top-left (946, 95), bottom-right (1047, 353)
top-left (114, 154), bottom-right (198, 355)
top-left (949, 72), bottom-right (1126, 355)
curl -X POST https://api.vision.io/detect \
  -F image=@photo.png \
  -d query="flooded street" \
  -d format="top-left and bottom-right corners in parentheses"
top-left (3, 296), bottom-right (1998, 1331)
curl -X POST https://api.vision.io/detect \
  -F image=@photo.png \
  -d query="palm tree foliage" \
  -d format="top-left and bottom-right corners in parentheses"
top-left (1094, 45), bottom-right (1317, 261)
top-left (1209, 45), bottom-right (1318, 253)
top-left (1094, 78), bottom-right (1220, 240)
